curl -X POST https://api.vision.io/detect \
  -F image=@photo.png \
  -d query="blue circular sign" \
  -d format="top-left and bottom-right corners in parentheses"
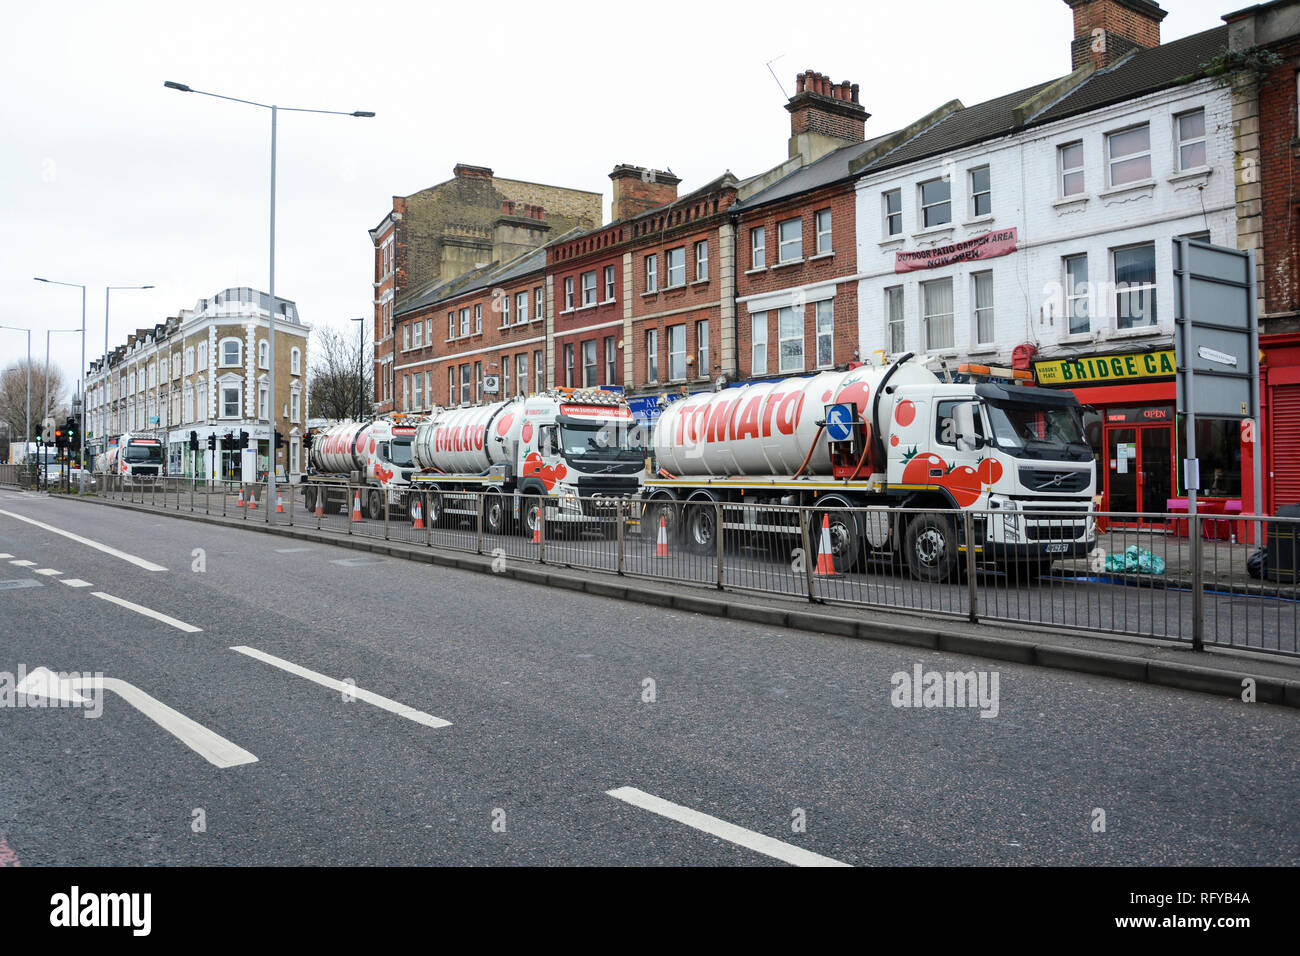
top-left (825, 403), bottom-right (855, 442)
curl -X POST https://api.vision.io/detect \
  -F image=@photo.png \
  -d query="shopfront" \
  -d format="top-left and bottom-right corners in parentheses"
top-left (1033, 346), bottom-right (1245, 525)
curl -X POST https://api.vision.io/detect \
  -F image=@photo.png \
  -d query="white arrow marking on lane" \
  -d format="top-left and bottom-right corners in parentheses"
top-left (0, 510), bottom-right (167, 571)
top-left (16, 668), bottom-right (257, 769)
top-left (605, 786), bottom-right (850, 868)
top-left (60, 579), bottom-right (92, 588)
top-left (91, 592), bottom-right (202, 633)
top-left (229, 646), bottom-right (451, 729)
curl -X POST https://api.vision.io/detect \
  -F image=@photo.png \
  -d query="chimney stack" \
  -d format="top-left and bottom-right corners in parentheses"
top-left (1064, 0), bottom-right (1166, 71)
top-left (786, 70), bottom-right (869, 165)
top-left (609, 165), bottom-right (682, 221)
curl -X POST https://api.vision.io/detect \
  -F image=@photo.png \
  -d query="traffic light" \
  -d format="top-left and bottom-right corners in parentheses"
top-left (207, 434), bottom-right (216, 451)
top-left (274, 430), bottom-right (283, 450)
top-left (65, 417), bottom-right (78, 450)
top-left (189, 430), bottom-right (199, 451)
top-left (239, 430), bottom-right (250, 450)
top-left (303, 430), bottom-right (314, 450)
top-left (53, 425), bottom-right (66, 450)
top-left (34, 425), bottom-right (43, 445)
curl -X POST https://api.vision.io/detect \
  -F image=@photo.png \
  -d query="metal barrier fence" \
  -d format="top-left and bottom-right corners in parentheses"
top-left (0, 463), bottom-right (36, 490)
top-left (87, 476), bottom-right (1298, 657)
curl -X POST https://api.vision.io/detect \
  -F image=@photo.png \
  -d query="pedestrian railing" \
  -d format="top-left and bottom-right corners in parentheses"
top-left (87, 475), bottom-right (1298, 657)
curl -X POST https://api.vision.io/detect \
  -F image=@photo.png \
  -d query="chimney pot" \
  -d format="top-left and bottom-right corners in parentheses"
top-left (1064, 0), bottom-right (1166, 71)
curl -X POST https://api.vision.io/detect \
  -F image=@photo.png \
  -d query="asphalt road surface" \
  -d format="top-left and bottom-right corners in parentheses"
top-left (1, 491), bottom-right (1297, 866)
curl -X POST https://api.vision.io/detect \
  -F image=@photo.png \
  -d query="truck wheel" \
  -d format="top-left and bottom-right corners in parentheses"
top-left (685, 501), bottom-right (718, 555)
top-left (367, 489), bottom-right (384, 521)
top-left (303, 486), bottom-right (316, 513)
top-left (904, 512), bottom-right (959, 582)
top-left (646, 499), bottom-right (680, 544)
top-left (484, 492), bottom-right (507, 536)
top-left (520, 495), bottom-right (543, 539)
top-left (425, 491), bottom-right (442, 527)
top-left (810, 505), bottom-right (860, 574)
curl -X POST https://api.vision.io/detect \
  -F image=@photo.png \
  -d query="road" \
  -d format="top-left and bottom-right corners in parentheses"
top-left (1, 490), bottom-right (1297, 866)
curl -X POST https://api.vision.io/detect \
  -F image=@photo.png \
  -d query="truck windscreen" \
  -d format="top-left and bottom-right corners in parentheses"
top-left (388, 440), bottom-right (413, 467)
top-left (559, 422), bottom-right (647, 466)
top-left (124, 444), bottom-right (164, 463)
top-left (985, 401), bottom-right (1091, 462)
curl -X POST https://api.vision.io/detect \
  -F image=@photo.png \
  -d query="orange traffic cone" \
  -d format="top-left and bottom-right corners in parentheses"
top-left (248, 491), bottom-right (258, 509)
top-left (814, 513), bottom-right (836, 576)
top-left (351, 491), bottom-right (362, 522)
top-left (314, 493), bottom-right (323, 518)
top-left (532, 509), bottom-right (542, 544)
top-left (655, 513), bottom-right (670, 558)
top-left (275, 492), bottom-right (284, 514)
top-left (412, 498), bottom-right (424, 530)
top-left (235, 487), bottom-right (244, 508)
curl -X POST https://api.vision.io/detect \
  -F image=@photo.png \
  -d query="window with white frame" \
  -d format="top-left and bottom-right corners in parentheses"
top-left (184, 347), bottom-right (194, 375)
top-left (475, 303), bottom-right (483, 333)
top-left (219, 339), bottom-right (240, 367)
top-left (221, 385), bottom-right (240, 418)
top-left (197, 342), bottom-right (207, 369)
top-left (448, 312), bottom-right (455, 339)
top-left (425, 371), bottom-right (432, 408)
top-left (290, 347), bottom-right (301, 375)
top-left (1064, 254), bottom-right (1090, 334)
top-left (1176, 109), bottom-right (1206, 170)
top-left (969, 166), bottom-right (991, 217)
top-left (582, 340), bottom-right (597, 387)
top-left (517, 352), bottom-right (528, 395)
top-left (751, 226), bottom-right (766, 269)
top-left (582, 270), bottom-right (597, 306)
top-left (778, 217), bottom-right (802, 263)
top-left (290, 390), bottom-right (300, 423)
top-left (646, 328), bottom-right (659, 382)
top-left (751, 313), bottom-right (768, 375)
top-left (564, 344), bottom-right (575, 387)
top-left (695, 320), bottom-right (708, 378)
top-left (258, 381), bottom-right (268, 420)
top-left (667, 324), bottom-right (686, 381)
top-left (605, 336), bottom-right (618, 384)
top-left (1114, 243), bottom-right (1157, 329)
top-left (695, 241), bottom-right (708, 281)
top-left (815, 301), bottom-right (834, 368)
top-left (413, 322), bottom-right (422, 348)
top-left (448, 368), bottom-right (455, 405)
top-left (645, 254), bottom-right (658, 293)
top-left (564, 277), bottom-right (574, 310)
top-left (402, 374), bottom-right (410, 411)
top-left (183, 385), bottom-right (194, 423)
top-left (474, 362), bottom-right (482, 403)
top-left (535, 286), bottom-right (544, 319)
top-left (921, 278), bottom-right (954, 350)
top-left (778, 307), bottom-right (803, 373)
top-left (666, 247), bottom-right (686, 287)
top-left (425, 317), bottom-right (431, 344)
top-left (257, 340), bottom-right (268, 368)
top-left (972, 271), bottom-right (995, 345)
top-left (460, 307), bottom-right (471, 337)
top-left (413, 373), bottom-right (423, 409)
top-left (535, 350), bottom-right (544, 390)
top-left (815, 209), bottom-right (832, 254)
top-left (886, 286), bottom-right (905, 354)
top-left (515, 292), bottom-right (528, 324)
top-left (1107, 124), bottom-right (1151, 186)
top-left (197, 380), bottom-right (207, 419)
top-left (403, 325), bottom-right (411, 350)
top-left (498, 295), bottom-right (509, 326)
top-left (502, 356), bottom-right (511, 398)
top-left (920, 178), bottom-right (952, 227)
top-left (460, 365), bottom-right (470, 405)
top-left (604, 265), bottom-right (616, 300)
top-left (883, 189), bottom-right (902, 237)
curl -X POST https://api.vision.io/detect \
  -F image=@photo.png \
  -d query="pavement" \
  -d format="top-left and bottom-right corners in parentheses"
top-left (0, 490), bottom-right (1298, 866)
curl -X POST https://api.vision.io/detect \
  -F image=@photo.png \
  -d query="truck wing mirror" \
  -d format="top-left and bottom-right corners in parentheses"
top-left (954, 402), bottom-right (983, 452)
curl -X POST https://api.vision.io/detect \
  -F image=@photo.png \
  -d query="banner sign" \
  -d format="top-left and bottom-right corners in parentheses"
top-left (1033, 349), bottom-right (1176, 386)
top-left (894, 228), bottom-right (1018, 273)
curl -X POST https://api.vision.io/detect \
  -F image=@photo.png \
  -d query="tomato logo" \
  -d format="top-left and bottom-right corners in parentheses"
top-left (821, 390), bottom-right (832, 403)
top-left (901, 451), bottom-right (947, 485)
top-left (889, 434), bottom-right (899, 447)
top-left (522, 451), bottom-right (566, 490)
top-left (976, 457), bottom-right (1003, 485)
top-left (836, 381), bottom-right (871, 416)
top-left (496, 413), bottom-right (515, 438)
top-left (945, 465), bottom-right (983, 507)
top-left (894, 400), bottom-right (916, 427)
top-left (521, 422), bottom-right (534, 443)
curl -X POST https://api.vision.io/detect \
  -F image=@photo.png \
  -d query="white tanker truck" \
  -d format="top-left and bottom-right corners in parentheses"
top-left (301, 414), bottom-right (427, 519)
top-left (643, 353), bottom-right (1096, 581)
top-left (409, 388), bottom-right (647, 536)
top-left (94, 433), bottom-right (165, 484)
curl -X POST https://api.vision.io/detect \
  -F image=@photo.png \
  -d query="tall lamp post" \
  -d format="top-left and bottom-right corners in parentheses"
top-left (102, 284), bottom-right (153, 459)
top-left (351, 316), bottom-right (365, 420)
top-left (0, 325), bottom-right (31, 463)
top-left (163, 81), bottom-right (374, 524)
top-left (33, 278), bottom-right (86, 481)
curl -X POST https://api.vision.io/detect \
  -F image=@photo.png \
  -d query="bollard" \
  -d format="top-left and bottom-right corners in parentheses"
top-left (963, 509), bottom-right (979, 623)
top-left (715, 500), bottom-right (724, 590)
top-left (616, 499), bottom-right (626, 576)
top-left (799, 508), bottom-right (817, 603)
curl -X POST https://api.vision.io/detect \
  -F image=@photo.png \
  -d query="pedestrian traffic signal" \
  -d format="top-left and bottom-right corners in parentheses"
top-left (53, 425), bottom-right (66, 449)
top-left (207, 434), bottom-right (216, 451)
top-left (239, 430), bottom-right (250, 450)
top-left (65, 417), bottom-right (78, 449)
top-left (274, 430), bottom-right (283, 450)
top-left (189, 430), bottom-right (199, 451)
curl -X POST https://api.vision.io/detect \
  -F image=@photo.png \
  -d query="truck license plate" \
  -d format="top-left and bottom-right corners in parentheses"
top-left (1046, 543), bottom-right (1069, 554)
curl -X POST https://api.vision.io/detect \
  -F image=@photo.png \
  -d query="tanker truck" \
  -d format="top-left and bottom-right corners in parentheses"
top-left (301, 414), bottom-right (428, 519)
top-left (409, 388), bottom-right (647, 537)
top-left (94, 434), bottom-right (165, 484)
top-left (643, 353), bottom-right (1096, 581)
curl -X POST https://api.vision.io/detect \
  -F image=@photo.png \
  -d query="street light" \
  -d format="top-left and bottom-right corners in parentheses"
top-left (0, 325), bottom-right (31, 461)
top-left (102, 284), bottom-right (153, 459)
top-left (350, 316), bottom-right (365, 420)
top-left (33, 277), bottom-right (86, 484)
top-left (164, 80), bottom-right (374, 523)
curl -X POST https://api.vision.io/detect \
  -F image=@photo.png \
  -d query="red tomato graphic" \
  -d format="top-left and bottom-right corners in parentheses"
top-left (836, 381), bottom-right (871, 416)
top-left (894, 400), bottom-right (916, 427)
top-left (496, 413), bottom-right (515, 438)
top-left (521, 451), bottom-right (567, 490)
top-left (901, 452), bottom-right (947, 485)
top-left (521, 421), bottom-right (534, 443)
top-left (374, 464), bottom-right (394, 484)
top-left (369, 438), bottom-right (377, 454)
top-left (976, 458), bottom-right (1003, 485)
top-left (889, 434), bottom-right (900, 447)
top-left (944, 465), bottom-right (983, 507)
top-left (821, 390), bottom-right (832, 403)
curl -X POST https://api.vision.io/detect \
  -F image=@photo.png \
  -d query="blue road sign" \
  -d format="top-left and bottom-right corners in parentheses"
top-left (825, 403), bottom-right (855, 442)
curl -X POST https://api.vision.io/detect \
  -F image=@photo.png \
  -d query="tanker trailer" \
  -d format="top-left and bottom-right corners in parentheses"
top-left (302, 415), bottom-right (425, 519)
top-left (642, 354), bottom-right (1096, 580)
top-left (411, 387), bottom-right (647, 538)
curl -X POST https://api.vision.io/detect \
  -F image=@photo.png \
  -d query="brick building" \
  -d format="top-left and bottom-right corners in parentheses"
top-left (369, 164), bottom-right (601, 414)
top-left (548, 213), bottom-right (634, 393)
top-left (1225, 0), bottom-right (1300, 514)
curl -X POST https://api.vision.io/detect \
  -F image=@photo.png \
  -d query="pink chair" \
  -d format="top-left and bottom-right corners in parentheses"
top-left (1166, 498), bottom-right (1189, 537)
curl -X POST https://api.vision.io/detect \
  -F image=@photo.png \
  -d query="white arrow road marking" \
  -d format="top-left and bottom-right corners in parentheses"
top-left (230, 646), bottom-right (451, 729)
top-left (91, 592), bottom-right (202, 633)
top-left (60, 579), bottom-right (92, 588)
top-left (34, 568), bottom-right (61, 576)
top-left (16, 668), bottom-right (257, 769)
top-left (605, 786), bottom-right (850, 868)
top-left (0, 510), bottom-right (167, 571)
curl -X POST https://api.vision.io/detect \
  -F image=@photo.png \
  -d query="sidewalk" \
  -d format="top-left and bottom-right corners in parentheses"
top-left (1054, 528), bottom-right (1285, 594)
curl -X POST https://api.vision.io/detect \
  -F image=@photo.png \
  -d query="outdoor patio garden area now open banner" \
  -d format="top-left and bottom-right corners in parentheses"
top-left (895, 227), bottom-right (1018, 273)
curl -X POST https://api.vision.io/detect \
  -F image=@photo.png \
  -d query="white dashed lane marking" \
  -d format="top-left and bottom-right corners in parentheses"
top-left (9, 560), bottom-right (35, 567)
top-left (91, 592), bottom-right (203, 633)
top-left (0, 510), bottom-right (167, 571)
top-left (60, 579), bottom-right (93, 588)
top-left (33, 569), bottom-right (61, 576)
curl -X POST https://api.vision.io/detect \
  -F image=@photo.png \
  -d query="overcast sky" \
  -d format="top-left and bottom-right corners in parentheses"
top-left (0, 0), bottom-right (1235, 397)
